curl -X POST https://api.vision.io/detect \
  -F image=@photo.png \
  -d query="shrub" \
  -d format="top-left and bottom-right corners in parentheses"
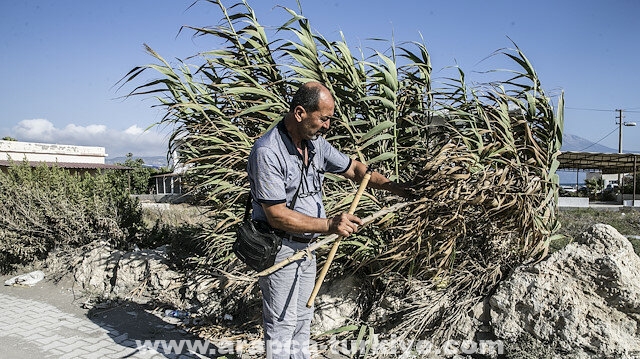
top-left (108, 152), bottom-right (161, 195)
top-left (0, 161), bottom-right (143, 273)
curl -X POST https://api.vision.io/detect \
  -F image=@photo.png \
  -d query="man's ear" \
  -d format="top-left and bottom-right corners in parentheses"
top-left (293, 105), bottom-right (306, 122)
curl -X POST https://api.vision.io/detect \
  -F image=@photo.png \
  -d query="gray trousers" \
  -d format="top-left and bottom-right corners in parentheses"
top-left (259, 238), bottom-right (316, 359)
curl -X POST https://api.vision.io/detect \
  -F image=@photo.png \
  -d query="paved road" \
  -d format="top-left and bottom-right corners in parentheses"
top-left (0, 280), bottom-right (211, 359)
top-left (0, 274), bottom-right (347, 359)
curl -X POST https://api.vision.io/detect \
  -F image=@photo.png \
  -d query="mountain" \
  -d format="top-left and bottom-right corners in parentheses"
top-left (558, 134), bottom-right (622, 186)
top-left (106, 155), bottom-right (169, 168)
top-left (561, 133), bottom-right (617, 153)
top-left (102, 134), bottom-right (615, 172)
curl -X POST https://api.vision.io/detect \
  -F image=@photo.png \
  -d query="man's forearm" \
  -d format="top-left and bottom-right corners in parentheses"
top-left (350, 160), bottom-right (407, 197)
top-left (262, 203), bottom-right (362, 237)
top-left (263, 204), bottom-right (330, 234)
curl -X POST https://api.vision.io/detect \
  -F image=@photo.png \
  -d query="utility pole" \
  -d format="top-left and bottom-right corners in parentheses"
top-left (617, 109), bottom-right (623, 201)
top-left (618, 109), bottom-right (624, 154)
top-left (616, 109), bottom-right (637, 203)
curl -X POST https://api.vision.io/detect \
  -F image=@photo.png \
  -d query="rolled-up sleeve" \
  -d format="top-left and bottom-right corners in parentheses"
top-left (248, 146), bottom-right (287, 205)
top-left (318, 137), bottom-right (351, 174)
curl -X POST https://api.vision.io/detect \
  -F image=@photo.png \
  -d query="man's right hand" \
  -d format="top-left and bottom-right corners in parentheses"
top-left (327, 213), bottom-right (363, 237)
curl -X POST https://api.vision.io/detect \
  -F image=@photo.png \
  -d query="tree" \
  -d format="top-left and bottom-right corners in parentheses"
top-left (585, 177), bottom-right (604, 200)
top-left (622, 173), bottom-right (639, 196)
top-left (2, 136), bottom-right (17, 141)
top-left (111, 153), bottom-right (157, 194)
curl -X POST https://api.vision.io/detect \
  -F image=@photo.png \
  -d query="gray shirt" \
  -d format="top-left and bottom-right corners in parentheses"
top-left (247, 120), bottom-right (351, 239)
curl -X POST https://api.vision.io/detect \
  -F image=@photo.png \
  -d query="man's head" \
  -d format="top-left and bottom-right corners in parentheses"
top-left (288, 82), bottom-right (337, 141)
top-left (289, 82), bottom-right (328, 113)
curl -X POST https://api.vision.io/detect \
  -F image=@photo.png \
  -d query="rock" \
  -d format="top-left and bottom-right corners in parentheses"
top-left (111, 247), bottom-right (183, 304)
top-left (184, 277), bottom-right (225, 317)
top-left (490, 224), bottom-right (640, 358)
top-left (74, 244), bottom-right (122, 295)
top-left (311, 275), bottom-right (361, 334)
top-left (74, 243), bottom-right (184, 306)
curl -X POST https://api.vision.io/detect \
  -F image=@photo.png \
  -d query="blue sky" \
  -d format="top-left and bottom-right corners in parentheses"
top-left (2, 0), bottom-right (640, 158)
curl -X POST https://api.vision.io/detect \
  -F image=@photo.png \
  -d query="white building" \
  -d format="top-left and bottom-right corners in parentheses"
top-left (0, 140), bottom-right (126, 173)
top-left (150, 151), bottom-right (186, 195)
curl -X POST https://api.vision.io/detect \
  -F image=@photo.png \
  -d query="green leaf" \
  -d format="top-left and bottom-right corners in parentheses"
top-left (358, 96), bottom-right (396, 110)
top-left (358, 121), bottom-right (395, 143)
top-left (367, 152), bottom-right (396, 164)
top-left (320, 324), bottom-right (359, 336)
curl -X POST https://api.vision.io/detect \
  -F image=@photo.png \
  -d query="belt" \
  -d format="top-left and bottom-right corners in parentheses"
top-left (286, 234), bottom-right (314, 243)
top-left (266, 226), bottom-right (314, 243)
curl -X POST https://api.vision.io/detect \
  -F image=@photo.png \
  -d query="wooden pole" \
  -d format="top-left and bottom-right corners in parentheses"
top-left (255, 201), bottom-right (411, 277)
top-left (306, 169), bottom-right (372, 308)
top-left (634, 156), bottom-right (637, 207)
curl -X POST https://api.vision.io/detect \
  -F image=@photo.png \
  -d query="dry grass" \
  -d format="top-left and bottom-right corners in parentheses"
top-left (141, 203), bottom-right (210, 228)
top-left (555, 208), bottom-right (640, 255)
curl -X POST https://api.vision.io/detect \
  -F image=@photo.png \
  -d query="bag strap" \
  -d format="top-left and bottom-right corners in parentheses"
top-left (243, 192), bottom-right (253, 222)
top-left (288, 174), bottom-right (304, 210)
top-left (245, 170), bottom-right (305, 222)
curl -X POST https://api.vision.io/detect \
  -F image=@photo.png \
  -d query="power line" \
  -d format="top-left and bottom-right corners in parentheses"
top-left (565, 106), bottom-right (640, 113)
top-left (578, 126), bottom-right (618, 152)
top-left (565, 107), bottom-right (615, 112)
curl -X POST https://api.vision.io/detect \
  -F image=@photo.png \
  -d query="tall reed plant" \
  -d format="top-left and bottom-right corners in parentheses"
top-left (121, 0), bottom-right (563, 344)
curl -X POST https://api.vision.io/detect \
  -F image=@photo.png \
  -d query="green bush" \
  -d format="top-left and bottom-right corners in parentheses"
top-left (0, 161), bottom-right (143, 273)
top-left (108, 152), bottom-right (162, 195)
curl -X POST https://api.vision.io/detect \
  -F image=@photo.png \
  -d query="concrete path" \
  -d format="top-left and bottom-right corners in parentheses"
top-left (0, 277), bottom-right (212, 359)
top-left (0, 272), bottom-right (353, 359)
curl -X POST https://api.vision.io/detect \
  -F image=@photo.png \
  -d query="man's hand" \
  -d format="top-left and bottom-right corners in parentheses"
top-left (391, 181), bottom-right (418, 199)
top-left (327, 213), bottom-right (363, 237)
top-left (343, 160), bottom-right (416, 199)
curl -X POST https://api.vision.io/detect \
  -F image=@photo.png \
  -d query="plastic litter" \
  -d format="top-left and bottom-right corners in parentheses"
top-left (4, 270), bottom-right (45, 287)
top-left (164, 309), bottom-right (189, 318)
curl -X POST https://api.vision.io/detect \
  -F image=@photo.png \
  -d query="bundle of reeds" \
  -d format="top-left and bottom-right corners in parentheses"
top-left (366, 82), bottom-right (564, 340)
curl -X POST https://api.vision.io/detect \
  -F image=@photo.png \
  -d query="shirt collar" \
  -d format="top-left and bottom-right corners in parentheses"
top-left (277, 119), bottom-right (316, 161)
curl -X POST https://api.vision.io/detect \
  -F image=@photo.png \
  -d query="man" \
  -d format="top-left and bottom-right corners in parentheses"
top-left (247, 81), bottom-right (407, 359)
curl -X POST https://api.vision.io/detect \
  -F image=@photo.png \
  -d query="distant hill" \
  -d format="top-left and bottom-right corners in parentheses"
top-left (558, 134), bottom-right (622, 186)
top-left (561, 133), bottom-right (617, 153)
top-left (106, 155), bottom-right (169, 168)
top-left (102, 134), bottom-right (615, 171)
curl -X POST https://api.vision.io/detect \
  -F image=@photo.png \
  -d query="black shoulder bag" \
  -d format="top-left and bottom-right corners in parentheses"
top-left (233, 177), bottom-right (303, 272)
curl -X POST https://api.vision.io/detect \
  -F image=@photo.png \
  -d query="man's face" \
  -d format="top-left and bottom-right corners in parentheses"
top-left (299, 92), bottom-right (336, 141)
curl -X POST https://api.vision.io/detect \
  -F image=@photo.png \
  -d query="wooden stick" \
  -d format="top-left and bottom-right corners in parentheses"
top-left (306, 169), bottom-right (372, 307)
top-left (254, 201), bottom-right (412, 278)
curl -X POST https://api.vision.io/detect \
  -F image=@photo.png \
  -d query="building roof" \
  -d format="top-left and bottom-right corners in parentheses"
top-left (0, 160), bottom-right (129, 170)
top-left (557, 152), bottom-right (640, 174)
top-left (0, 140), bottom-right (107, 164)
